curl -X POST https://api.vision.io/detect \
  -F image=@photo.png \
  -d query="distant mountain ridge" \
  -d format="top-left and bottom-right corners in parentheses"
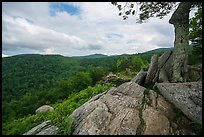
top-left (73, 54), bottom-right (109, 58)
top-left (3, 47), bottom-right (172, 58)
top-left (143, 47), bottom-right (173, 54)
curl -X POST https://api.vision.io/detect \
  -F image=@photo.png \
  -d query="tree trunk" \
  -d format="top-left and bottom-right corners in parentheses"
top-left (169, 2), bottom-right (192, 82)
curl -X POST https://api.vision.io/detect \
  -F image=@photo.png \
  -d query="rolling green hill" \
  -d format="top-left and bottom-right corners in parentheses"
top-left (2, 47), bottom-right (172, 103)
top-left (3, 46), bottom-right (201, 135)
top-left (2, 47), bottom-right (173, 130)
top-left (143, 47), bottom-right (173, 54)
top-left (73, 53), bottom-right (108, 58)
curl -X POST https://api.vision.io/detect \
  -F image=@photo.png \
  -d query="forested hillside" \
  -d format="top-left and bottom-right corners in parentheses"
top-left (2, 47), bottom-right (201, 135)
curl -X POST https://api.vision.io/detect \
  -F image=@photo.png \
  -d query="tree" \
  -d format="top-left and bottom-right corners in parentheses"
top-left (89, 67), bottom-right (108, 85)
top-left (116, 57), bottom-right (131, 72)
top-left (189, 3), bottom-right (202, 60)
top-left (189, 3), bottom-right (202, 46)
top-left (131, 56), bottom-right (146, 72)
top-left (71, 72), bottom-right (93, 92)
top-left (112, 2), bottom-right (201, 82)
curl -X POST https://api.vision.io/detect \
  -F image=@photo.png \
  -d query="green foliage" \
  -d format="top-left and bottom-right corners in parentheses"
top-left (2, 55), bottom-right (81, 103)
top-left (189, 3), bottom-right (202, 62)
top-left (71, 72), bottom-right (93, 92)
top-left (188, 45), bottom-right (202, 66)
top-left (2, 55), bottom-right (117, 123)
top-left (191, 122), bottom-right (202, 135)
top-left (189, 3), bottom-right (202, 46)
top-left (116, 57), bottom-right (131, 71)
top-left (116, 70), bottom-right (137, 81)
top-left (78, 57), bottom-right (118, 72)
top-left (131, 56), bottom-right (147, 72)
top-left (2, 114), bottom-right (43, 135)
top-left (2, 48), bottom-right (173, 135)
top-left (172, 104), bottom-right (184, 123)
top-left (89, 67), bottom-right (108, 85)
top-left (61, 116), bottom-right (76, 135)
top-left (2, 83), bottom-right (113, 135)
top-left (116, 56), bottom-right (148, 73)
top-left (2, 48), bottom-right (170, 124)
top-left (112, 2), bottom-right (176, 21)
top-left (144, 88), bottom-right (150, 96)
top-left (173, 107), bottom-right (183, 117)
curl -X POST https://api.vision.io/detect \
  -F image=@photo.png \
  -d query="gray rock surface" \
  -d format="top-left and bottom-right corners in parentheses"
top-left (142, 105), bottom-right (170, 135)
top-left (35, 105), bottom-right (54, 113)
top-left (158, 50), bottom-right (172, 70)
top-left (145, 54), bottom-right (158, 86)
top-left (155, 82), bottom-right (202, 125)
top-left (131, 70), bottom-right (147, 85)
top-left (162, 53), bottom-right (173, 79)
top-left (23, 120), bottom-right (59, 135)
top-left (103, 72), bottom-right (129, 84)
top-left (69, 81), bottom-right (196, 135)
top-left (36, 125), bottom-right (59, 135)
top-left (158, 68), bottom-right (169, 82)
top-left (70, 82), bottom-right (144, 135)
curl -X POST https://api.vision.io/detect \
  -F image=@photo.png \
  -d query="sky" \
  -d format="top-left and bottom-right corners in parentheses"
top-left (2, 2), bottom-right (196, 57)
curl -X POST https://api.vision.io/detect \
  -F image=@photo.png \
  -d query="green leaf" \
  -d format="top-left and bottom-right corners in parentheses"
top-left (125, 11), bottom-right (130, 15)
top-left (111, 2), bottom-right (117, 6)
top-left (132, 10), bottom-right (135, 15)
top-left (117, 5), bottom-right (122, 11)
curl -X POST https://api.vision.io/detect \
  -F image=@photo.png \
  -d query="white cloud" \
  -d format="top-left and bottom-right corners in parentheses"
top-left (2, 2), bottom-right (177, 57)
top-left (2, 54), bottom-right (9, 58)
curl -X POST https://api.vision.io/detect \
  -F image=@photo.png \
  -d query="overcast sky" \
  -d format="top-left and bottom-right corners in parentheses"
top-left (2, 2), bottom-right (193, 57)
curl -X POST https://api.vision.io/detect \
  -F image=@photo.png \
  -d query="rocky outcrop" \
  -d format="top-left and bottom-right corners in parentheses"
top-left (138, 50), bottom-right (202, 87)
top-left (144, 55), bottom-right (158, 86)
top-left (158, 50), bottom-right (172, 70)
top-left (143, 51), bottom-right (173, 86)
top-left (69, 81), bottom-right (196, 135)
top-left (64, 52), bottom-right (201, 135)
top-left (158, 68), bottom-right (169, 83)
top-left (23, 120), bottom-right (59, 135)
top-left (103, 72), bottom-right (129, 84)
top-left (35, 105), bottom-right (54, 113)
top-left (70, 82), bottom-right (144, 135)
top-left (132, 50), bottom-right (201, 87)
top-left (131, 70), bottom-right (147, 85)
top-left (155, 82), bottom-right (202, 125)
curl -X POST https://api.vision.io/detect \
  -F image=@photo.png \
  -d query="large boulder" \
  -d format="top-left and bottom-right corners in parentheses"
top-left (35, 105), bottom-right (54, 113)
top-left (70, 82), bottom-right (144, 135)
top-left (68, 82), bottom-right (196, 135)
top-left (155, 82), bottom-right (202, 125)
top-left (23, 120), bottom-right (59, 135)
top-left (145, 55), bottom-right (158, 86)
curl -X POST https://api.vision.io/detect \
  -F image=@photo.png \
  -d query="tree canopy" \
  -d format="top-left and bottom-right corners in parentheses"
top-left (112, 2), bottom-right (202, 82)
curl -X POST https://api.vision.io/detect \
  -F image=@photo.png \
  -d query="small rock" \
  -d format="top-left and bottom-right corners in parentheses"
top-left (23, 120), bottom-right (59, 135)
top-left (35, 105), bottom-right (54, 113)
